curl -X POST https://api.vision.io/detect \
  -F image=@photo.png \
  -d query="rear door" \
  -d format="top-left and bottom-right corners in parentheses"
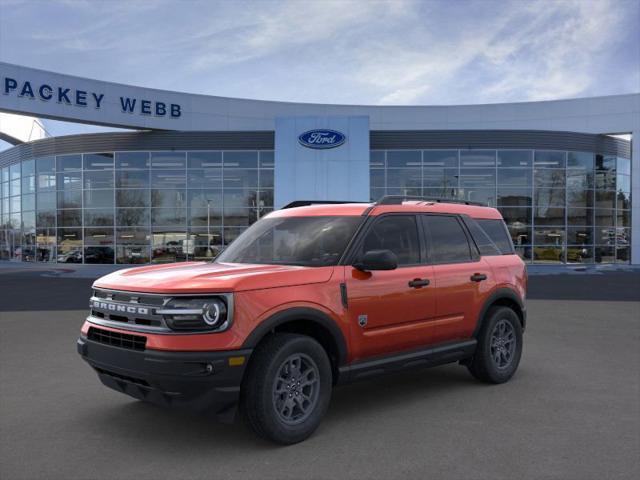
top-left (421, 214), bottom-right (493, 343)
top-left (345, 214), bottom-right (436, 360)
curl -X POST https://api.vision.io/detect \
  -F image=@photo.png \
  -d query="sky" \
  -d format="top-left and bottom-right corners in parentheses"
top-left (0, 0), bottom-right (639, 143)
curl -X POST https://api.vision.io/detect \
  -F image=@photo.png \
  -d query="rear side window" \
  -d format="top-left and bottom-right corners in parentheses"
top-left (476, 219), bottom-right (514, 254)
top-left (360, 215), bottom-right (420, 265)
top-left (464, 218), bottom-right (502, 256)
top-left (422, 215), bottom-right (472, 264)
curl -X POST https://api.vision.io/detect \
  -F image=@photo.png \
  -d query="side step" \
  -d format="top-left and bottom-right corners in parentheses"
top-left (337, 339), bottom-right (477, 384)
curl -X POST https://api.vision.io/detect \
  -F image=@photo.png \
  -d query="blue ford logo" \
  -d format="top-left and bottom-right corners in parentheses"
top-left (298, 129), bottom-right (346, 149)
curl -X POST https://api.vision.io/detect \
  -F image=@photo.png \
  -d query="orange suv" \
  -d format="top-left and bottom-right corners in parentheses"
top-left (78, 196), bottom-right (527, 444)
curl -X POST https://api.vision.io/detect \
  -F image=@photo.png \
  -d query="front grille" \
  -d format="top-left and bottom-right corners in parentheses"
top-left (89, 288), bottom-right (168, 332)
top-left (88, 326), bottom-right (147, 351)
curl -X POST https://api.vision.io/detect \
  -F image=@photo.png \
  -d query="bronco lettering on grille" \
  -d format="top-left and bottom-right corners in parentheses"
top-left (91, 300), bottom-right (149, 315)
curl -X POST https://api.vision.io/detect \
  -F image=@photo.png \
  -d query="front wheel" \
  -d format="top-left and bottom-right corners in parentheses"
top-left (241, 333), bottom-right (332, 444)
top-left (467, 306), bottom-right (523, 384)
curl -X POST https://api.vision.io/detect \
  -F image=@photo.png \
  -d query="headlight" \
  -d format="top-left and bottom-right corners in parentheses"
top-left (157, 296), bottom-right (230, 332)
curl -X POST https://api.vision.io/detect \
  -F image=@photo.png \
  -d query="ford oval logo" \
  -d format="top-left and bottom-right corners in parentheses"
top-left (298, 129), bottom-right (346, 149)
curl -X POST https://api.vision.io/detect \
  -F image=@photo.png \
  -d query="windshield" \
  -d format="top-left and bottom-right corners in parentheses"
top-left (216, 216), bottom-right (362, 267)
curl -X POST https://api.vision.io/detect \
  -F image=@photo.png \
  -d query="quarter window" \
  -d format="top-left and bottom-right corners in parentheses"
top-left (423, 215), bottom-right (472, 263)
top-left (360, 216), bottom-right (420, 266)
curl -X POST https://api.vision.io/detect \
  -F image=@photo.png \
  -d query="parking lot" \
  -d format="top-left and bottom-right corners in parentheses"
top-left (1, 268), bottom-right (639, 480)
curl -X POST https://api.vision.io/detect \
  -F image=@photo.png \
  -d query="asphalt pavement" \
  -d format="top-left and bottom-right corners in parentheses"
top-left (0, 269), bottom-right (639, 479)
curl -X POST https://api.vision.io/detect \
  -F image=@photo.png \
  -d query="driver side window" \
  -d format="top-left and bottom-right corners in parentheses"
top-left (360, 215), bottom-right (420, 266)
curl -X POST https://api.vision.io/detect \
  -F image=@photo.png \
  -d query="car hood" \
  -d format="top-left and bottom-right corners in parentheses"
top-left (93, 262), bottom-right (336, 294)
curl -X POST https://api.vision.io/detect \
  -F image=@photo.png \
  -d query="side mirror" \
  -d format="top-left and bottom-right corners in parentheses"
top-left (353, 249), bottom-right (398, 272)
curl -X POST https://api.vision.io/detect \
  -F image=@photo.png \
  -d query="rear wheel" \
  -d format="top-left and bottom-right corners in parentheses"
top-left (241, 333), bottom-right (332, 444)
top-left (467, 306), bottom-right (523, 384)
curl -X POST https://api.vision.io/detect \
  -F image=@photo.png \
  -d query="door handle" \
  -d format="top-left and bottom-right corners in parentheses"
top-left (470, 273), bottom-right (487, 282)
top-left (408, 278), bottom-right (430, 288)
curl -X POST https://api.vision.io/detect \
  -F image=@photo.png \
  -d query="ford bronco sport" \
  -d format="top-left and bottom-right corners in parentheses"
top-left (78, 196), bottom-right (527, 444)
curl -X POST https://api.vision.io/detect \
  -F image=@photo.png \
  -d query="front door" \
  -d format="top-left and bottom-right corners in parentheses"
top-left (345, 215), bottom-right (436, 360)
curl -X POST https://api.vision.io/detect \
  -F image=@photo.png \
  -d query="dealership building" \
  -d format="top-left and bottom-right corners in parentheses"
top-left (0, 62), bottom-right (638, 265)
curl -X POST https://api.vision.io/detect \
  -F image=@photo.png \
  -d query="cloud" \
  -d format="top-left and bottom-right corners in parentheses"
top-left (0, 0), bottom-right (637, 106)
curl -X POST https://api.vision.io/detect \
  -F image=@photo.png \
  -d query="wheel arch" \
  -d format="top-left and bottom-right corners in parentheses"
top-left (242, 307), bottom-right (348, 383)
top-left (473, 288), bottom-right (526, 337)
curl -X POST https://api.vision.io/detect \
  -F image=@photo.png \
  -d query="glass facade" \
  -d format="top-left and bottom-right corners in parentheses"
top-left (0, 150), bottom-right (274, 264)
top-left (370, 150), bottom-right (632, 264)
top-left (0, 147), bottom-right (631, 265)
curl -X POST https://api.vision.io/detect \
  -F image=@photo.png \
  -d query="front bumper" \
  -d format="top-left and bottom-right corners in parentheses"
top-left (77, 336), bottom-right (251, 420)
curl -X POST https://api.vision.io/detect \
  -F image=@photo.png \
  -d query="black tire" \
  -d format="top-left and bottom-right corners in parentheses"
top-left (467, 306), bottom-right (523, 384)
top-left (241, 333), bottom-right (332, 444)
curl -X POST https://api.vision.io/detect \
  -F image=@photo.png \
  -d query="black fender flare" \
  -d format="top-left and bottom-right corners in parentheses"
top-left (242, 307), bottom-right (348, 366)
top-left (473, 288), bottom-right (526, 337)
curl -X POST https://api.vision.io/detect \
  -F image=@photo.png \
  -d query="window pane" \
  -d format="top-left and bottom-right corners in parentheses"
top-left (423, 168), bottom-right (458, 188)
top-left (21, 159), bottom-right (35, 176)
top-left (534, 206), bottom-right (565, 225)
top-left (36, 210), bottom-right (55, 228)
top-left (57, 171), bottom-right (82, 190)
top-left (566, 189), bottom-right (593, 208)
top-left (57, 190), bottom-right (82, 209)
top-left (498, 188), bottom-right (532, 206)
top-left (567, 169), bottom-right (593, 189)
top-left (423, 215), bottom-right (471, 264)
top-left (150, 152), bottom-right (186, 169)
top-left (116, 227), bottom-right (150, 245)
top-left (223, 169), bottom-right (258, 188)
top-left (567, 227), bottom-right (593, 244)
top-left (84, 208), bottom-right (114, 226)
top-left (534, 227), bottom-right (565, 245)
top-left (616, 157), bottom-right (630, 176)
top-left (151, 208), bottom-right (187, 226)
top-left (386, 151), bottom-right (421, 168)
top-left (187, 151), bottom-right (222, 169)
top-left (224, 189), bottom-right (258, 208)
top-left (83, 153), bottom-right (114, 170)
top-left (460, 151), bottom-right (495, 167)
top-left (534, 151), bottom-right (565, 168)
top-left (533, 246), bottom-right (564, 263)
top-left (595, 246), bottom-right (615, 264)
top-left (616, 210), bottom-right (630, 228)
top-left (387, 169), bottom-right (421, 188)
top-left (151, 170), bottom-right (186, 188)
top-left (370, 151), bottom-right (385, 168)
top-left (498, 151), bottom-right (532, 168)
top-left (85, 227), bottom-right (114, 245)
top-left (57, 154), bottom-right (82, 171)
top-left (84, 170), bottom-right (114, 189)
top-left (259, 151), bottom-right (275, 168)
top-left (595, 227), bottom-right (616, 244)
top-left (567, 246), bottom-right (593, 264)
top-left (361, 215), bottom-right (420, 265)
top-left (117, 189), bottom-right (150, 208)
top-left (84, 246), bottom-right (114, 264)
top-left (116, 246), bottom-right (150, 264)
top-left (567, 208), bottom-right (593, 226)
top-left (535, 187), bottom-right (565, 207)
top-left (57, 209), bottom-right (82, 227)
top-left (498, 169), bottom-right (531, 186)
top-left (151, 189), bottom-right (186, 208)
top-left (499, 206), bottom-right (532, 224)
top-left (458, 169), bottom-right (495, 187)
top-left (37, 174), bottom-right (56, 191)
top-left (84, 190), bottom-right (114, 209)
top-left (423, 150), bottom-right (458, 168)
top-left (459, 188), bottom-right (496, 206)
top-left (22, 193), bottom-right (35, 211)
top-left (36, 157), bottom-right (55, 174)
top-left (534, 169), bottom-right (565, 187)
top-left (596, 155), bottom-right (616, 172)
top-left (224, 151), bottom-right (258, 169)
top-left (567, 151), bottom-right (594, 169)
top-left (595, 191), bottom-right (616, 209)
top-left (188, 168), bottom-right (222, 188)
top-left (594, 209), bottom-right (615, 227)
top-left (116, 170), bottom-right (149, 188)
top-left (259, 170), bottom-right (274, 188)
top-left (117, 208), bottom-right (150, 226)
top-left (116, 152), bottom-right (149, 169)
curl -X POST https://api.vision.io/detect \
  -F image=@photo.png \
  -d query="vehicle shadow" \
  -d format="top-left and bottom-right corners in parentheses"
top-left (78, 364), bottom-right (490, 451)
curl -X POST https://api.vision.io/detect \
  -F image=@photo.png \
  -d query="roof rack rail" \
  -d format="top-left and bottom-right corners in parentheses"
top-left (281, 200), bottom-right (369, 209)
top-left (375, 195), bottom-right (486, 207)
